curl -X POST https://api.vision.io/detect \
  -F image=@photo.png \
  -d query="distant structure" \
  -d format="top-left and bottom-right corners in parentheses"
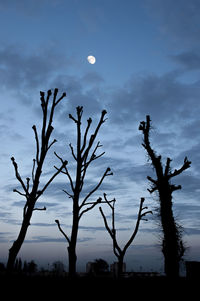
top-left (86, 262), bottom-right (96, 274)
top-left (185, 261), bottom-right (200, 279)
top-left (110, 262), bottom-right (126, 277)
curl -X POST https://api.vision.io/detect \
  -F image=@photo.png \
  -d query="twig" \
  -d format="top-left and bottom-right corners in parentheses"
top-left (55, 219), bottom-right (70, 244)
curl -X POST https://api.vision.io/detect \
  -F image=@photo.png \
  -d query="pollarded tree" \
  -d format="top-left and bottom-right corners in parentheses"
top-left (99, 194), bottom-right (152, 278)
top-left (7, 89), bottom-right (67, 271)
top-left (55, 106), bottom-right (113, 278)
top-left (139, 115), bottom-right (191, 278)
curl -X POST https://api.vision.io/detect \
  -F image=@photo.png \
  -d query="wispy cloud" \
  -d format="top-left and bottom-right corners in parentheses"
top-left (24, 235), bottom-right (94, 244)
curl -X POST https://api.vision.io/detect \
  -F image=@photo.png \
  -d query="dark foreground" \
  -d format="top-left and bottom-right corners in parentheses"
top-left (1, 274), bottom-right (198, 299)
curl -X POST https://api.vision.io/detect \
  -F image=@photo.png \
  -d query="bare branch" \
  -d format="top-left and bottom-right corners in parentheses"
top-left (79, 197), bottom-right (102, 220)
top-left (55, 219), bottom-right (70, 244)
top-left (168, 157), bottom-right (191, 179)
top-left (81, 117), bottom-right (92, 153)
top-left (54, 152), bottom-right (74, 192)
top-left (99, 207), bottom-right (114, 239)
top-left (46, 89), bottom-right (58, 131)
top-left (33, 206), bottom-right (46, 211)
top-left (47, 139), bottom-right (57, 151)
top-left (81, 141), bottom-right (105, 184)
top-left (55, 92), bottom-right (67, 105)
top-left (103, 193), bottom-right (115, 209)
top-left (69, 113), bottom-right (78, 124)
top-left (69, 143), bottom-right (77, 161)
top-left (139, 116), bottom-right (163, 177)
top-left (147, 187), bottom-right (157, 194)
top-left (147, 176), bottom-right (157, 185)
top-left (36, 161), bottom-right (68, 200)
top-left (99, 199), bottom-right (121, 258)
top-left (32, 159), bottom-right (36, 183)
top-left (52, 88), bottom-right (58, 105)
top-left (82, 167), bottom-right (113, 206)
top-left (26, 177), bottom-right (30, 193)
top-left (164, 157), bottom-right (172, 176)
top-left (32, 125), bottom-right (39, 164)
top-left (63, 189), bottom-right (73, 198)
top-left (170, 184), bottom-right (182, 192)
top-left (123, 198), bottom-right (152, 254)
top-left (82, 110), bottom-right (107, 162)
top-left (11, 157), bottom-right (27, 194)
top-left (88, 141), bottom-right (105, 163)
top-left (13, 189), bottom-right (26, 197)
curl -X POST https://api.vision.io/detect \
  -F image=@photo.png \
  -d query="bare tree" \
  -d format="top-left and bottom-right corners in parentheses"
top-left (99, 193), bottom-right (152, 278)
top-left (139, 115), bottom-right (191, 278)
top-left (7, 89), bottom-right (67, 271)
top-left (55, 106), bottom-right (112, 278)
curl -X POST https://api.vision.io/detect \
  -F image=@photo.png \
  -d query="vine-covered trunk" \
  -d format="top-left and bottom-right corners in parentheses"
top-left (159, 185), bottom-right (181, 278)
top-left (139, 115), bottom-right (191, 279)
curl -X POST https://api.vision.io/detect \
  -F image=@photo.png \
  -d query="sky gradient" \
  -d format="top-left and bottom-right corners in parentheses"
top-left (0, 0), bottom-right (200, 273)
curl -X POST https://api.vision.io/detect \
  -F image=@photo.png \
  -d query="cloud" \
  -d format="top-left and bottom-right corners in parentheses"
top-left (0, 232), bottom-right (11, 243)
top-left (79, 225), bottom-right (130, 232)
top-left (185, 228), bottom-right (200, 236)
top-left (107, 71), bottom-right (200, 130)
top-left (0, 45), bottom-right (70, 95)
top-left (24, 235), bottom-right (94, 243)
top-left (30, 223), bottom-right (57, 227)
top-left (81, 72), bottom-right (105, 85)
top-left (52, 76), bottom-right (104, 121)
top-left (12, 200), bottom-right (60, 208)
top-left (146, 0), bottom-right (200, 49)
top-left (171, 51), bottom-right (200, 71)
top-left (0, 0), bottom-right (64, 16)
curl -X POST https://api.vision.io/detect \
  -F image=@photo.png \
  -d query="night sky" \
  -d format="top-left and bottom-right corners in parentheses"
top-left (0, 0), bottom-right (200, 273)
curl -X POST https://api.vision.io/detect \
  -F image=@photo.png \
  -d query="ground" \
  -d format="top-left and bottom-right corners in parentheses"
top-left (0, 274), bottom-right (198, 299)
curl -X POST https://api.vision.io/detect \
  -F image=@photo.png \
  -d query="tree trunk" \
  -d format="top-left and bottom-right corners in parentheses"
top-left (159, 185), bottom-right (180, 278)
top-left (68, 245), bottom-right (77, 278)
top-left (7, 209), bottom-right (33, 271)
top-left (117, 256), bottom-right (124, 278)
top-left (68, 203), bottom-right (79, 278)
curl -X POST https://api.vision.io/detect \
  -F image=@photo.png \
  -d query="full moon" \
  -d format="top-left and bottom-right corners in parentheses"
top-left (87, 55), bottom-right (96, 64)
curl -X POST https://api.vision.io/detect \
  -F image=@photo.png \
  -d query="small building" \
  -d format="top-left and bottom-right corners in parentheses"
top-left (110, 262), bottom-right (126, 276)
top-left (185, 261), bottom-right (200, 279)
top-left (86, 262), bottom-right (96, 274)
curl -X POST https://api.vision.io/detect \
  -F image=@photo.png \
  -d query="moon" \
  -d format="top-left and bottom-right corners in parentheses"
top-left (87, 55), bottom-right (96, 64)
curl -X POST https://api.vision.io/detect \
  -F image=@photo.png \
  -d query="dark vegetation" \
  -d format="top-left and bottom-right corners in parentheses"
top-left (0, 264), bottom-right (198, 298)
top-left (1, 89), bottom-right (196, 290)
top-left (139, 116), bottom-right (191, 278)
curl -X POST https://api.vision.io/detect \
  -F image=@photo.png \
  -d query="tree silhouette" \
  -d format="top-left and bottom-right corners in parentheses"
top-left (51, 261), bottom-right (65, 276)
top-left (7, 89), bottom-right (67, 271)
top-left (55, 106), bottom-right (112, 278)
top-left (99, 193), bottom-right (152, 278)
top-left (93, 258), bottom-right (109, 274)
top-left (139, 115), bottom-right (191, 278)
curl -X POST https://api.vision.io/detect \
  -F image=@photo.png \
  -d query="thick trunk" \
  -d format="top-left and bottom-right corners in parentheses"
top-left (68, 245), bottom-right (77, 278)
top-left (117, 256), bottom-right (124, 278)
top-left (7, 210), bottom-right (32, 271)
top-left (159, 187), bottom-right (180, 278)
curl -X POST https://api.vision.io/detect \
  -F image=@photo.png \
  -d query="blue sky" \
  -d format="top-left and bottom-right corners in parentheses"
top-left (0, 0), bottom-right (200, 273)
